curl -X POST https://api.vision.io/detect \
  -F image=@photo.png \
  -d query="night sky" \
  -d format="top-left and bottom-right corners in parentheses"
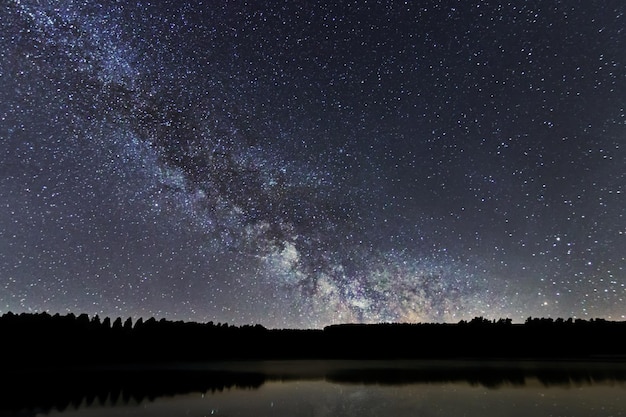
top-left (1, 1), bottom-right (625, 328)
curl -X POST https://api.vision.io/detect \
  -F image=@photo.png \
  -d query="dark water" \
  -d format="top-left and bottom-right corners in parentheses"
top-left (5, 360), bottom-right (626, 416)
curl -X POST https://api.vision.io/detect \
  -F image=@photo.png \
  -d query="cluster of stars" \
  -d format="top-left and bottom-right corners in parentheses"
top-left (1, 0), bottom-right (625, 327)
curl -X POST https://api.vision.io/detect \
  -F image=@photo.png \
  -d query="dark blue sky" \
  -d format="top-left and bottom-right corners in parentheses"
top-left (1, 0), bottom-right (625, 327)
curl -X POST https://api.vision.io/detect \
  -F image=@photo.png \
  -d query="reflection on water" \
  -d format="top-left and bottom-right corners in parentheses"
top-left (37, 380), bottom-right (626, 417)
top-left (4, 361), bottom-right (626, 417)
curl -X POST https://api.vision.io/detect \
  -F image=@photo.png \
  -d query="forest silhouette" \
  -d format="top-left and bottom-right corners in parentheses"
top-left (3, 312), bottom-right (626, 414)
top-left (2, 312), bottom-right (626, 366)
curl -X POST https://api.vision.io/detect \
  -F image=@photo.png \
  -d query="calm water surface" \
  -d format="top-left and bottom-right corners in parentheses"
top-left (8, 361), bottom-right (626, 417)
top-left (43, 379), bottom-right (626, 417)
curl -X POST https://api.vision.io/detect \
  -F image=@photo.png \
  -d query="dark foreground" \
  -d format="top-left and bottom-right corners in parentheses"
top-left (2, 313), bottom-right (626, 415)
top-left (2, 313), bottom-right (626, 366)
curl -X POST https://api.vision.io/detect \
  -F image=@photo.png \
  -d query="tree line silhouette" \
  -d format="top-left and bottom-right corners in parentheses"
top-left (2, 312), bottom-right (625, 368)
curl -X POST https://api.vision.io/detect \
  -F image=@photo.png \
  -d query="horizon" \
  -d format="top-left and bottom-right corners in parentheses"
top-left (2, 1), bottom-right (625, 327)
top-left (3, 310), bottom-right (623, 331)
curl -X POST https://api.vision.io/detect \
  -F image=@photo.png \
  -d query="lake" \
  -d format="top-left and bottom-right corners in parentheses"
top-left (6, 360), bottom-right (626, 416)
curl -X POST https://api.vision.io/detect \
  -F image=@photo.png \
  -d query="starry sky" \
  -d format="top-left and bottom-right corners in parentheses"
top-left (1, 0), bottom-right (625, 328)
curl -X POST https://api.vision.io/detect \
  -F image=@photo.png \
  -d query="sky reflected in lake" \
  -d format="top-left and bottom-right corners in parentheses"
top-left (42, 377), bottom-right (626, 417)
